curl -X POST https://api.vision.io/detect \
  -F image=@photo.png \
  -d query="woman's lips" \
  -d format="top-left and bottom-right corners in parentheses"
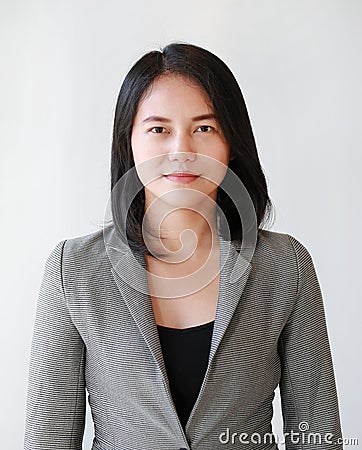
top-left (163, 173), bottom-right (200, 184)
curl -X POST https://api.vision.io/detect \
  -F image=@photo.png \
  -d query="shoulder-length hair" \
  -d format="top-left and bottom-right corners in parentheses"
top-left (109, 42), bottom-right (274, 256)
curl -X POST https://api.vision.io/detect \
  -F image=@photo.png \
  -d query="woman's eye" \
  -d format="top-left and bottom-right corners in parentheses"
top-left (197, 125), bottom-right (213, 133)
top-left (150, 127), bottom-right (167, 134)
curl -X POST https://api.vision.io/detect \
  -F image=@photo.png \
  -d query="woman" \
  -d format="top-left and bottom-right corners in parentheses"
top-left (24, 43), bottom-right (343, 449)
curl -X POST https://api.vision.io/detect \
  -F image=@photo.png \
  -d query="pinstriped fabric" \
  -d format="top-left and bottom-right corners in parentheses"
top-left (24, 226), bottom-right (343, 450)
top-left (24, 239), bottom-right (86, 450)
top-left (279, 236), bottom-right (343, 448)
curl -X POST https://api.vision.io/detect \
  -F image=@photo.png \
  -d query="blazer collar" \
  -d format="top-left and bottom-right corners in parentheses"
top-left (106, 224), bottom-right (252, 378)
top-left (106, 224), bottom-right (252, 425)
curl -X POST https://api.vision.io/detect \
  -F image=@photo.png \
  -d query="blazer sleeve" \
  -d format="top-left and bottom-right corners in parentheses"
top-left (278, 235), bottom-right (343, 449)
top-left (24, 240), bottom-right (86, 450)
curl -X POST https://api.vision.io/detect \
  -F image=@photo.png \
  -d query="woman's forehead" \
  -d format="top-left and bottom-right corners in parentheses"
top-left (135, 74), bottom-right (214, 117)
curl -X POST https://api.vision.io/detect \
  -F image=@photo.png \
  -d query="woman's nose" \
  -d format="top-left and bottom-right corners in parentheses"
top-left (167, 133), bottom-right (197, 162)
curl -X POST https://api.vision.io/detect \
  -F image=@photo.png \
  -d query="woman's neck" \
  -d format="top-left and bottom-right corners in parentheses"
top-left (143, 206), bottom-right (219, 261)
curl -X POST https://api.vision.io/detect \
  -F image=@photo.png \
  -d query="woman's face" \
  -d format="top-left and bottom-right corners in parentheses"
top-left (131, 74), bottom-right (231, 209)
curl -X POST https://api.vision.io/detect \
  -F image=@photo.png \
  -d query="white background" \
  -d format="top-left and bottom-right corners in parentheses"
top-left (1, 0), bottom-right (361, 448)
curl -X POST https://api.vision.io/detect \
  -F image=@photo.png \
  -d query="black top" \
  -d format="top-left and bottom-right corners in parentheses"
top-left (157, 320), bottom-right (215, 429)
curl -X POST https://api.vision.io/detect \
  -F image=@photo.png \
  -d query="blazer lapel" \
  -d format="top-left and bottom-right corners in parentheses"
top-left (110, 248), bottom-right (169, 382)
top-left (183, 237), bottom-right (252, 430)
top-left (208, 235), bottom-right (252, 365)
top-left (106, 225), bottom-right (252, 414)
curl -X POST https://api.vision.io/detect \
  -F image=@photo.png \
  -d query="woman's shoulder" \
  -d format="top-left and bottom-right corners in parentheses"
top-left (44, 226), bottom-right (110, 275)
top-left (257, 228), bottom-right (312, 255)
top-left (255, 228), bottom-right (317, 275)
top-left (44, 226), bottom-right (119, 293)
top-left (63, 226), bottom-right (106, 257)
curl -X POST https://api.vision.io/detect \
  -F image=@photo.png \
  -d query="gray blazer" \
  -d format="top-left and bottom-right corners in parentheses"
top-left (24, 225), bottom-right (343, 449)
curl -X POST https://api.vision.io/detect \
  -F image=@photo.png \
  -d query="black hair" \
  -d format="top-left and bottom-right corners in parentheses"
top-left (108, 42), bottom-right (274, 256)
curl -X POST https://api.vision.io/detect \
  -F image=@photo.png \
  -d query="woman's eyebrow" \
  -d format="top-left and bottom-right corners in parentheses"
top-left (141, 113), bottom-right (217, 124)
top-left (141, 115), bottom-right (172, 124)
top-left (192, 113), bottom-right (217, 122)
